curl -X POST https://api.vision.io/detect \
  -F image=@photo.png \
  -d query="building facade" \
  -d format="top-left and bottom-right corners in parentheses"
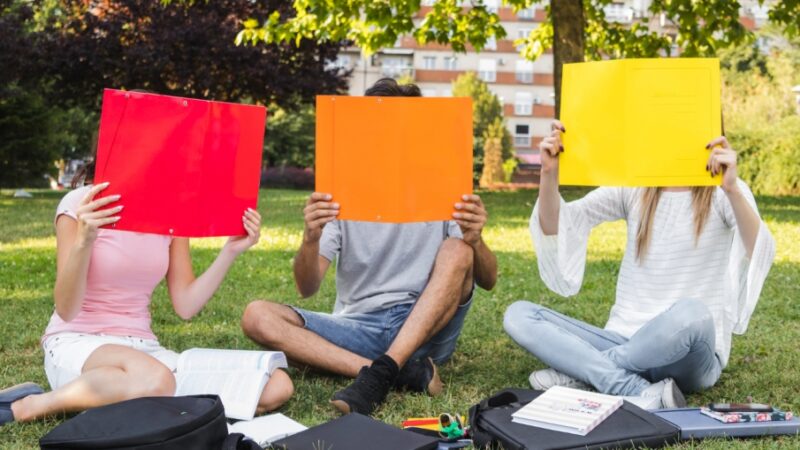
top-left (334, 0), bottom-right (773, 164)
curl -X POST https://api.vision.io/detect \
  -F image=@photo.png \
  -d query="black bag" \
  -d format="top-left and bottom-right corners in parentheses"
top-left (272, 413), bottom-right (439, 450)
top-left (40, 395), bottom-right (262, 450)
top-left (468, 389), bottom-right (681, 450)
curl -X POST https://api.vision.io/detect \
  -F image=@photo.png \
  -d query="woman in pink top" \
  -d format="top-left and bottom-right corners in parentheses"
top-left (2, 180), bottom-right (293, 424)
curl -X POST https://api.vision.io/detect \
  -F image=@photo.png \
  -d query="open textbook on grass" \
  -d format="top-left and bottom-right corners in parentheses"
top-left (228, 413), bottom-right (308, 447)
top-left (174, 348), bottom-right (288, 420)
top-left (511, 386), bottom-right (623, 436)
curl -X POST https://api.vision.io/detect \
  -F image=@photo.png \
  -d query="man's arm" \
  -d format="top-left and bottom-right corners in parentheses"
top-left (453, 194), bottom-right (497, 290)
top-left (293, 192), bottom-right (338, 297)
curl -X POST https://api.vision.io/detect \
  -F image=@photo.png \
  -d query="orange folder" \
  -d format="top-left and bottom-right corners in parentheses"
top-left (94, 89), bottom-right (266, 237)
top-left (315, 95), bottom-right (473, 223)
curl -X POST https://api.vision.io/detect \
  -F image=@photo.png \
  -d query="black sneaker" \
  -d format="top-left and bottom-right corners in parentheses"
top-left (331, 366), bottom-right (394, 415)
top-left (394, 357), bottom-right (443, 395)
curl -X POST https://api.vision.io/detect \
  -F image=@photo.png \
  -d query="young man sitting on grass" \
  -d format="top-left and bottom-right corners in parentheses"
top-left (241, 78), bottom-right (498, 415)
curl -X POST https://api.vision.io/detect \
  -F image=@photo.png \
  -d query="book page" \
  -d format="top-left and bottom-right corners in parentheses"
top-left (177, 348), bottom-right (287, 373)
top-left (175, 369), bottom-right (267, 421)
top-left (228, 413), bottom-right (308, 446)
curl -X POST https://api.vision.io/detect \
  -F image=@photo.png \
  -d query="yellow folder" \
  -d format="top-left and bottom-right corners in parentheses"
top-left (560, 58), bottom-right (722, 187)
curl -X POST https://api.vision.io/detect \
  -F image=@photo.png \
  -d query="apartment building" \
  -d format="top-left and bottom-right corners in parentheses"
top-left (333, 0), bottom-right (773, 165)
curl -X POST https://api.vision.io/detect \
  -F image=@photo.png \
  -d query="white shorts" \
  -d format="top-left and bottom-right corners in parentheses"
top-left (42, 332), bottom-right (179, 390)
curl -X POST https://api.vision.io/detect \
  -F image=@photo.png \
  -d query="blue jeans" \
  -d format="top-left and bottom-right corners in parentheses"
top-left (292, 294), bottom-right (473, 366)
top-left (503, 299), bottom-right (722, 396)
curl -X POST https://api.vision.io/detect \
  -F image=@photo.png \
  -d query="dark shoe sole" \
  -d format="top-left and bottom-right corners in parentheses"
top-left (663, 379), bottom-right (687, 408)
top-left (0, 382), bottom-right (43, 404)
top-left (330, 399), bottom-right (352, 415)
top-left (427, 358), bottom-right (444, 396)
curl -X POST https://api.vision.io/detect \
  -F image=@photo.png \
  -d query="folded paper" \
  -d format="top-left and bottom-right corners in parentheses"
top-left (560, 58), bottom-right (722, 186)
top-left (316, 95), bottom-right (473, 223)
top-left (94, 89), bottom-right (266, 237)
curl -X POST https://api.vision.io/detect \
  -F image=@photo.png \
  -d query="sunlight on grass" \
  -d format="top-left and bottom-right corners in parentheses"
top-left (1, 188), bottom-right (798, 449)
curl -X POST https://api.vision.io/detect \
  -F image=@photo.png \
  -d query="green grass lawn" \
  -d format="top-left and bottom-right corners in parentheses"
top-left (1, 188), bottom-right (798, 449)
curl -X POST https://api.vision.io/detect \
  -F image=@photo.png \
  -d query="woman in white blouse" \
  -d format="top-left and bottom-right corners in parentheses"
top-left (504, 120), bottom-right (775, 409)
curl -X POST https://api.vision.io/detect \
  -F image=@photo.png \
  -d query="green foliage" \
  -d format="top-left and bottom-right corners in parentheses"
top-left (2, 188), bottom-right (799, 448)
top-left (0, 86), bottom-right (60, 187)
top-left (451, 72), bottom-right (512, 183)
top-left (502, 157), bottom-right (518, 183)
top-left (264, 105), bottom-right (315, 168)
top-left (721, 36), bottom-right (800, 195)
top-left (479, 118), bottom-right (506, 188)
top-left (232, 0), bottom-right (799, 64)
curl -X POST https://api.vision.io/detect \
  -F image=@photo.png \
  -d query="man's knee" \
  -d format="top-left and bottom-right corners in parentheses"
top-left (503, 301), bottom-right (546, 339)
top-left (241, 300), bottom-right (299, 346)
top-left (436, 238), bottom-right (474, 273)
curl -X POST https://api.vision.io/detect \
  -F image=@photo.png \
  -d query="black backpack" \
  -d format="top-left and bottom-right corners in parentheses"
top-left (468, 388), bottom-right (681, 450)
top-left (39, 395), bottom-right (262, 450)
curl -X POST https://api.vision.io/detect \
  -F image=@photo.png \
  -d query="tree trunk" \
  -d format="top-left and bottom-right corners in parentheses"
top-left (551, 0), bottom-right (585, 117)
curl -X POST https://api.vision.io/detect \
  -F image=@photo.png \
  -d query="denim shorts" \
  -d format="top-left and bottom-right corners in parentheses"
top-left (291, 294), bottom-right (473, 365)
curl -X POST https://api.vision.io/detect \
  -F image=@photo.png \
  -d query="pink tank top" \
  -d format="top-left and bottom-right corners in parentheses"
top-left (44, 187), bottom-right (172, 340)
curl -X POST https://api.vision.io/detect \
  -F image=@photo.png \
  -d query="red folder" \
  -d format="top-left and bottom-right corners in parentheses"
top-left (94, 89), bottom-right (266, 237)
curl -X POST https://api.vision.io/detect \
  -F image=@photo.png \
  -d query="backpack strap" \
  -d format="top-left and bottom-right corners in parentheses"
top-left (468, 391), bottom-right (520, 449)
top-left (222, 433), bottom-right (264, 450)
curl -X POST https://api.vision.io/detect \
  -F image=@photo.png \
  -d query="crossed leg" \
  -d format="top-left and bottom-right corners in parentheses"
top-left (241, 238), bottom-right (475, 376)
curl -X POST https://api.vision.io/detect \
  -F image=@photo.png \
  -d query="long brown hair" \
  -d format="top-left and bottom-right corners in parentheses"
top-left (635, 186), bottom-right (716, 261)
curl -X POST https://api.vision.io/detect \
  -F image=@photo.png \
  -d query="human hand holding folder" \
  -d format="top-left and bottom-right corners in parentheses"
top-left (559, 58), bottom-right (723, 187)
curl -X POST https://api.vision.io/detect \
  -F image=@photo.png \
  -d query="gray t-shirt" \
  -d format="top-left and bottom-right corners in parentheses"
top-left (319, 220), bottom-right (463, 315)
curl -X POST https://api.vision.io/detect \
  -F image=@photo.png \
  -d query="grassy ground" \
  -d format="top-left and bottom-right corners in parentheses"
top-left (1, 188), bottom-right (798, 449)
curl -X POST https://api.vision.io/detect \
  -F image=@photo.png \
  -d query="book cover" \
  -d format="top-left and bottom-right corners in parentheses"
top-left (511, 386), bottom-right (623, 436)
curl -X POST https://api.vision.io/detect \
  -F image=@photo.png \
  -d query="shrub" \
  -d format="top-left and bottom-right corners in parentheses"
top-left (260, 166), bottom-right (315, 190)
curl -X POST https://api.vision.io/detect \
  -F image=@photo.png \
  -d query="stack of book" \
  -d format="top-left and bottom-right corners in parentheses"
top-left (511, 386), bottom-right (623, 436)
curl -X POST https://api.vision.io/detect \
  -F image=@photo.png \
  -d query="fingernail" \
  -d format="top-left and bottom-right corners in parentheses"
top-left (332, 203), bottom-right (340, 208)
top-left (462, 194), bottom-right (469, 200)
top-left (561, 126), bottom-right (566, 132)
top-left (118, 205), bottom-right (124, 210)
top-left (455, 203), bottom-right (463, 209)
top-left (559, 145), bottom-right (564, 152)
top-left (325, 194), bottom-right (332, 200)
top-left (705, 144), bottom-right (710, 149)
top-left (453, 213), bottom-right (462, 218)
top-left (102, 182), bottom-right (110, 186)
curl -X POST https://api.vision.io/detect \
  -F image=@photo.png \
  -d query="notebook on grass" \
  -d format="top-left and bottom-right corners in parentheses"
top-left (511, 386), bottom-right (623, 436)
top-left (654, 408), bottom-right (800, 440)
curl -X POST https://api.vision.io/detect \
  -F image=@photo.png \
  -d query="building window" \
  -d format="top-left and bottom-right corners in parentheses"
top-left (514, 124), bottom-right (531, 147)
top-left (485, 36), bottom-right (497, 51)
top-left (443, 56), bottom-right (457, 71)
top-left (516, 28), bottom-right (532, 51)
top-left (514, 93), bottom-right (533, 116)
top-left (517, 7), bottom-right (535, 20)
top-left (441, 89), bottom-right (452, 97)
top-left (326, 55), bottom-right (351, 71)
top-left (381, 55), bottom-right (413, 78)
top-left (423, 56), bottom-right (436, 70)
top-left (478, 59), bottom-right (497, 83)
top-left (515, 60), bottom-right (534, 83)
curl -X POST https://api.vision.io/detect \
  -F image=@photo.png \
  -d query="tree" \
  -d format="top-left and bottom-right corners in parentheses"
top-left (452, 72), bottom-right (512, 183)
top-left (479, 118), bottom-right (506, 188)
top-left (0, 86), bottom-right (60, 187)
top-left (234, 0), bottom-right (800, 113)
top-left (264, 104), bottom-right (316, 168)
top-left (37, 0), bottom-right (349, 109)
